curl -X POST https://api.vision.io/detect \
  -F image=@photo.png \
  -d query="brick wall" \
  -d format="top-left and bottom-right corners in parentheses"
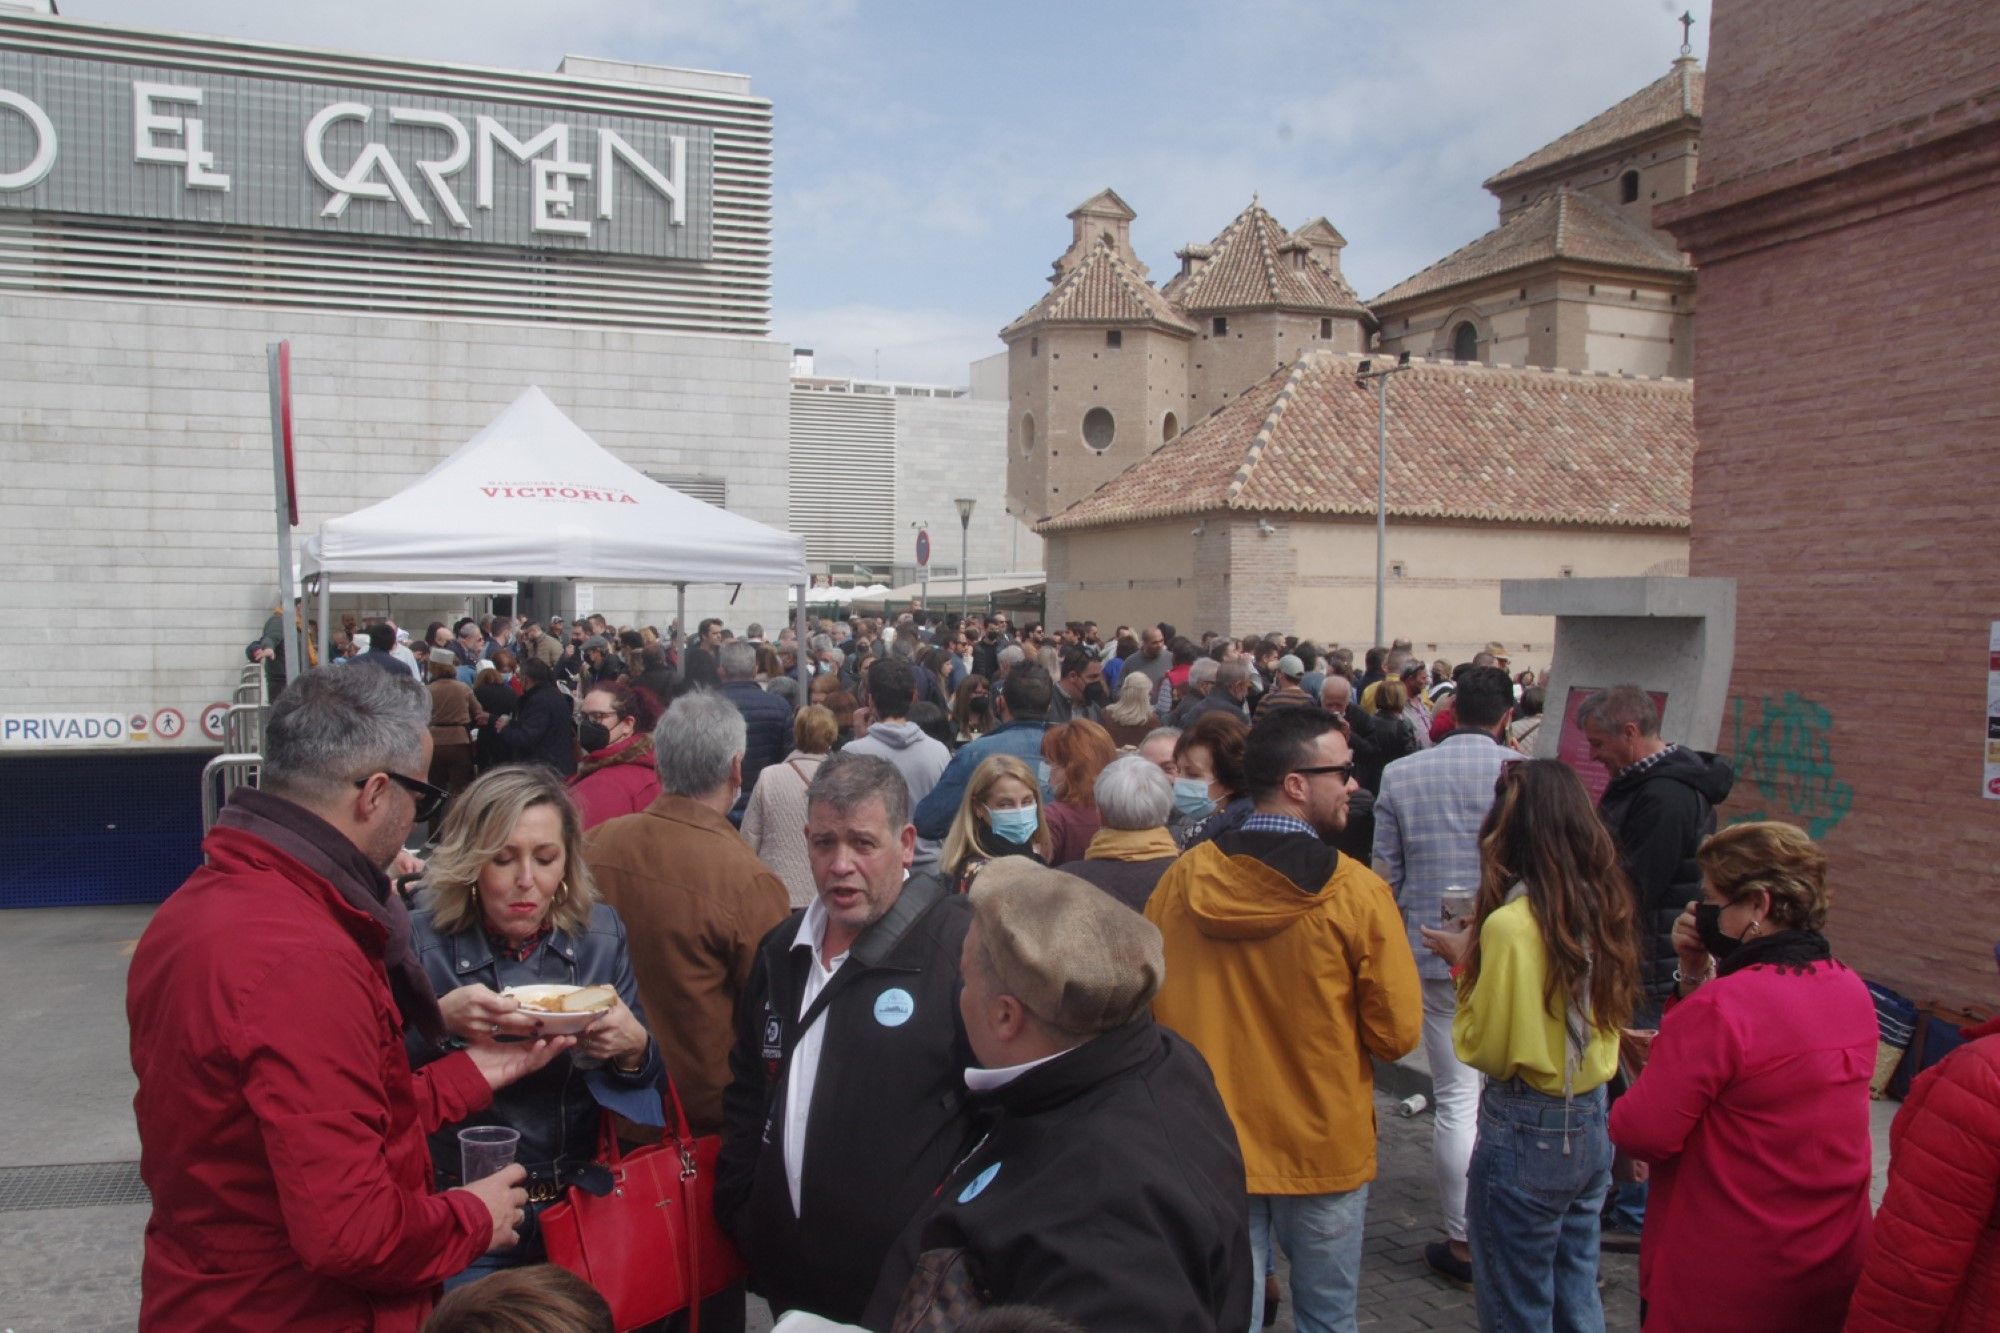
top-left (1670, 0), bottom-right (2000, 1008)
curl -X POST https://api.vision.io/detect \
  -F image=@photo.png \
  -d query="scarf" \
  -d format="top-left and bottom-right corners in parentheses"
top-left (216, 787), bottom-right (446, 1043)
top-left (1084, 826), bottom-right (1180, 863)
top-left (1716, 927), bottom-right (1832, 978)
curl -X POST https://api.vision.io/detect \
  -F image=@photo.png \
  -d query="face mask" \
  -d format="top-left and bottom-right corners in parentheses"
top-left (578, 720), bottom-right (612, 753)
top-left (1083, 682), bottom-right (1109, 707)
top-left (986, 806), bottom-right (1040, 846)
top-left (1173, 778), bottom-right (1218, 821)
top-left (1694, 902), bottom-right (1748, 963)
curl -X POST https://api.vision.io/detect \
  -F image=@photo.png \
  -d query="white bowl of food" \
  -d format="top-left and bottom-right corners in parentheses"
top-left (501, 984), bottom-right (617, 1035)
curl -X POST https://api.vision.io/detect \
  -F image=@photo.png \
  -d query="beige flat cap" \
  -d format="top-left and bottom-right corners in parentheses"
top-left (968, 859), bottom-right (1165, 1035)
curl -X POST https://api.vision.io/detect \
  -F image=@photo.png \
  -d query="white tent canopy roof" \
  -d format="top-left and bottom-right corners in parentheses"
top-left (302, 387), bottom-right (807, 587)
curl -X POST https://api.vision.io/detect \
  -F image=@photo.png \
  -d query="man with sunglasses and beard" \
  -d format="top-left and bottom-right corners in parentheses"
top-left (128, 666), bottom-right (572, 1331)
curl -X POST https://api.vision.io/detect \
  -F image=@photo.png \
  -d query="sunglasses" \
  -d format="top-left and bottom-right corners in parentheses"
top-left (1292, 763), bottom-right (1357, 782)
top-left (356, 771), bottom-right (448, 821)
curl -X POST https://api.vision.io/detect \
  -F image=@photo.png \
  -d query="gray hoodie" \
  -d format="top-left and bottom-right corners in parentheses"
top-left (845, 719), bottom-right (953, 873)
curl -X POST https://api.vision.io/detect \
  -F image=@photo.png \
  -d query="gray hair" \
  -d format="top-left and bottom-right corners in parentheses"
top-left (809, 633), bottom-right (834, 655)
top-left (653, 689), bottom-right (747, 796)
top-left (997, 643), bottom-right (1026, 672)
top-left (1576, 684), bottom-right (1660, 738)
top-left (1216, 659), bottom-right (1251, 691)
top-left (1320, 674), bottom-right (1352, 708)
top-left (1187, 657), bottom-right (1220, 687)
top-left (806, 750), bottom-right (911, 832)
top-left (262, 665), bottom-right (429, 803)
top-left (718, 640), bottom-right (758, 681)
top-left (1094, 754), bottom-right (1172, 831)
top-left (1142, 726), bottom-right (1182, 748)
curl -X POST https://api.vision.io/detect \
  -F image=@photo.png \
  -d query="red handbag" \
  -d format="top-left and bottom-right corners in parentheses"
top-left (538, 1076), bottom-right (746, 1332)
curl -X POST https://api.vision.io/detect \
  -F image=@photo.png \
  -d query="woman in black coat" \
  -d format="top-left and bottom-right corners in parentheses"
top-left (472, 660), bottom-right (519, 773)
top-left (497, 656), bottom-right (577, 776)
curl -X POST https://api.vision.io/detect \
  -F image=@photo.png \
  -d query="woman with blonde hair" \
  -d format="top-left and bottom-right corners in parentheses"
top-left (742, 705), bottom-right (840, 908)
top-left (1100, 669), bottom-right (1157, 748)
top-left (1041, 719), bottom-right (1117, 865)
top-left (408, 765), bottom-right (661, 1286)
top-left (940, 753), bottom-right (1052, 893)
top-left (1608, 820), bottom-right (1876, 1331)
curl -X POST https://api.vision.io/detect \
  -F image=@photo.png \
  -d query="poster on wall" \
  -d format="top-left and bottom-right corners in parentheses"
top-left (1555, 685), bottom-right (1671, 804)
top-left (1985, 622), bottom-right (2000, 801)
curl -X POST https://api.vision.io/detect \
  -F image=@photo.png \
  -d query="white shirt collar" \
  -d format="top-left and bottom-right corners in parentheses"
top-left (963, 1046), bottom-right (1076, 1092)
top-left (792, 898), bottom-right (849, 971)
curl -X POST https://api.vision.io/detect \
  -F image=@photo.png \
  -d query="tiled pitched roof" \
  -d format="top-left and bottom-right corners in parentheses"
top-left (1369, 189), bottom-right (1688, 307)
top-left (1037, 350), bottom-right (1693, 532)
top-left (1161, 199), bottom-right (1369, 317)
top-left (1485, 58), bottom-right (1703, 191)
top-left (1002, 237), bottom-right (1196, 337)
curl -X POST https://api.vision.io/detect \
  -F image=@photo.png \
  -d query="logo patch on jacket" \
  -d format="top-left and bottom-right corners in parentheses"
top-left (761, 1012), bottom-right (783, 1061)
top-left (874, 988), bottom-right (916, 1028)
top-left (957, 1161), bottom-right (1000, 1203)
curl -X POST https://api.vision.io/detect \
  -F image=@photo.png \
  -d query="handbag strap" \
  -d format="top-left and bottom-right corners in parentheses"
top-left (660, 1074), bottom-right (703, 1333)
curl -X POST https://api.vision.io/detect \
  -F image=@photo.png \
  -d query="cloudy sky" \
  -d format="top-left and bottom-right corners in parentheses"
top-left (70, 0), bottom-right (1710, 384)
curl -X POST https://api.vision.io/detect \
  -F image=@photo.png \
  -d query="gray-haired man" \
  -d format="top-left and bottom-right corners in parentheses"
top-left (128, 668), bottom-right (567, 1328)
top-left (717, 753), bottom-right (974, 1324)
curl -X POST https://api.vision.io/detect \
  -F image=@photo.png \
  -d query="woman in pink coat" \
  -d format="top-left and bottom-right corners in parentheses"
top-left (567, 682), bottom-right (661, 830)
top-left (1608, 821), bottom-right (1876, 1331)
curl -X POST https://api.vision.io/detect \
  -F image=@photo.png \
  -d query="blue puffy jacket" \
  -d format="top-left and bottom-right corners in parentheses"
top-left (912, 720), bottom-right (1054, 841)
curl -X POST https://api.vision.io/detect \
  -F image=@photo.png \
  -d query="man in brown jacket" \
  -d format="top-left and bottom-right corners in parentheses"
top-left (586, 689), bottom-right (790, 1135)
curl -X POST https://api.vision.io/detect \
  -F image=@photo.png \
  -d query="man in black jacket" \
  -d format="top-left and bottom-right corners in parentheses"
top-left (718, 640), bottom-right (794, 819)
top-left (716, 753), bottom-right (974, 1324)
top-left (496, 656), bottom-right (576, 776)
top-left (865, 857), bottom-right (1251, 1332)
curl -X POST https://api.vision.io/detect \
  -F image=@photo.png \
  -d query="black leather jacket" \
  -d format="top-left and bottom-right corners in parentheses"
top-left (406, 901), bottom-right (662, 1188)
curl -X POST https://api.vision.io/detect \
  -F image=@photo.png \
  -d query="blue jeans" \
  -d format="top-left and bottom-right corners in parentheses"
top-left (1467, 1080), bottom-right (1610, 1333)
top-left (1246, 1185), bottom-right (1368, 1333)
top-left (1604, 998), bottom-right (1660, 1233)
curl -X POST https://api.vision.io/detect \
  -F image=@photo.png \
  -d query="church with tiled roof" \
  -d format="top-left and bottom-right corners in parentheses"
top-left (1009, 56), bottom-right (1707, 650)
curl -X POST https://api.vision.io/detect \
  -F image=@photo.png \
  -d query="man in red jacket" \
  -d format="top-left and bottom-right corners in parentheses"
top-left (128, 667), bottom-right (572, 1331)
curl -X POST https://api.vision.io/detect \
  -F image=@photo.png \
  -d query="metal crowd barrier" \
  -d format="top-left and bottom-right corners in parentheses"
top-left (201, 753), bottom-right (262, 834)
top-left (205, 666), bottom-right (273, 833)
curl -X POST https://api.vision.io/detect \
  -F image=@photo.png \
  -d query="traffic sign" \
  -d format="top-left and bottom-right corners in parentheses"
top-left (152, 708), bottom-right (186, 740)
top-left (916, 529), bottom-right (931, 567)
top-left (201, 702), bottom-right (229, 740)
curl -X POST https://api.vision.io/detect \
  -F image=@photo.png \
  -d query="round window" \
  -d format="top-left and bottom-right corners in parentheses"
top-left (1082, 407), bottom-right (1115, 451)
top-left (1020, 413), bottom-right (1037, 458)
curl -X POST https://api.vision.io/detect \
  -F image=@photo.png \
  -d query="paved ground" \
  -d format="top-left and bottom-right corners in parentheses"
top-left (0, 906), bottom-right (1897, 1331)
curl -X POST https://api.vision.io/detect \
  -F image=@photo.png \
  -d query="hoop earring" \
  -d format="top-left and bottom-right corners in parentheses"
top-left (557, 880), bottom-right (570, 903)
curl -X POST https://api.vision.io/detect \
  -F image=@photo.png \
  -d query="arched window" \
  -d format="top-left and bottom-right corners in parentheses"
top-left (1452, 321), bottom-right (1480, 363)
top-left (1082, 407), bottom-right (1116, 451)
top-left (1162, 411), bottom-right (1179, 443)
top-left (1020, 413), bottom-right (1036, 458)
top-left (1620, 170), bottom-right (1640, 204)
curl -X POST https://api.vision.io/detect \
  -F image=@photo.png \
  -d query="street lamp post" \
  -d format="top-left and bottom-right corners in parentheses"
top-left (954, 497), bottom-right (976, 615)
top-left (1354, 353), bottom-right (1410, 648)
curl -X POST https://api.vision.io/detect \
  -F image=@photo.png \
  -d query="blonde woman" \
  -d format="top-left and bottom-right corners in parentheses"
top-left (1100, 670), bottom-right (1158, 748)
top-left (940, 753), bottom-right (1052, 893)
top-left (742, 705), bottom-right (840, 907)
top-left (409, 765), bottom-right (661, 1285)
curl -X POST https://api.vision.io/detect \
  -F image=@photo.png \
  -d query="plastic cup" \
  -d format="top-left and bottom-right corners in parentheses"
top-left (459, 1125), bottom-right (520, 1182)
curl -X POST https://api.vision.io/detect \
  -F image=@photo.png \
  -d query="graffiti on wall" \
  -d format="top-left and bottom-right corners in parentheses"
top-left (1727, 692), bottom-right (1854, 839)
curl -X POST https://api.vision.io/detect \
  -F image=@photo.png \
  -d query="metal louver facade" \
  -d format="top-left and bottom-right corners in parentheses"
top-left (788, 387), bottom-right (897, 566)
top-left (0, 15), bottom-right (771, 334)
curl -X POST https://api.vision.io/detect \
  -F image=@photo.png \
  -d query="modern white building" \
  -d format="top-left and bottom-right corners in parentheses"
top-left (0, 11), bottom-right (792, 899)
top-left (787, 356), bottom-right (1040, 597)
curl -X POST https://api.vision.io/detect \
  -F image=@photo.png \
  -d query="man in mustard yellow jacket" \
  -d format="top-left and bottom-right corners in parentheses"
top-left (1148, 708), bottom-right (1423, 1333)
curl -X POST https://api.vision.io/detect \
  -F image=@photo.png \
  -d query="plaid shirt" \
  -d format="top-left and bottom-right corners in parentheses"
top-left (1372, 732), bottom-right (1520, 978)
top-left (1238, 812), bottom-right (1318, 838)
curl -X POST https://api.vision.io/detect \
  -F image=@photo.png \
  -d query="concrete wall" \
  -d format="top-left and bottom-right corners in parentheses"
top-left (1663, 0), bottom-right (2000, 1010)
top-left (0, 292), bottom-right (790, 745)
top-left (895, 395), bottom-right (1040, 585)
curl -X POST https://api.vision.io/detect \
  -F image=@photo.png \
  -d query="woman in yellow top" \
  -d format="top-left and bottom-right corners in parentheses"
top-left (1422, 759), bottom-right (1639, 1333)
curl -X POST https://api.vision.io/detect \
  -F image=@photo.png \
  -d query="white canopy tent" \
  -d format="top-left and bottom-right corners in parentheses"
top-left (300, 386), bottom-right (810, 681)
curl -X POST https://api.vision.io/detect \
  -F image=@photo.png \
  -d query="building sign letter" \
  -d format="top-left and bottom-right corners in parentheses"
top-left (132, 82), bottom-right (230, 191)
top-left (306, 102), bottom-right (432, 223)
top-left (0, 88), bottom-right (55, 191)
top-left (597, 127), bottom-right (684, 225)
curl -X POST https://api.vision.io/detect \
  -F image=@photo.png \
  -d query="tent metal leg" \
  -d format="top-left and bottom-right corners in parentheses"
top-left (794, 584), bottom-right (809, 694)
top-left (675, 583), bottom-right (688, 679)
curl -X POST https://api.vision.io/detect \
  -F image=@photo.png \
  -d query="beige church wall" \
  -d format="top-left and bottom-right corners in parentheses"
top-left (1581, 295), bottom-right (1684, 377)
top-left (1284, 519), bottom-right (1690, 666)
top-left (1005, 337), bottom-right (1052, 516)
top-left (1043, 521), bottom-right (1199, 633)
top-left (1189, 315), bottom-right (1291, 419)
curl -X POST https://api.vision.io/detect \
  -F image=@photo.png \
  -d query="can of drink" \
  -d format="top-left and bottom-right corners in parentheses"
top-left (1397, 1093), bottom-right (1429, 1117)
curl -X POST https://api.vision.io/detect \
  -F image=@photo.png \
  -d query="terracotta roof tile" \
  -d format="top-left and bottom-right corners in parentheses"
top-left (1485, 59), bottom-right (1703, 191)
top-left (1369, 189), bottom-right (1688, 307)
top-left (1161, 199), bottom-right (1369, 316)
top-left (1001, 237), bottom-right (1196, 337)
top-left (1037, 351), bottom-right (1693, 532)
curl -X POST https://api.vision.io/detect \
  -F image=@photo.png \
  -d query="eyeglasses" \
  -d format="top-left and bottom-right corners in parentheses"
top-left (1292, 763), bottom-right (1357, 783)
top-left (581, 710), bottom-right (620, 725)
top-left (356, 771), bottom-right (447, 821)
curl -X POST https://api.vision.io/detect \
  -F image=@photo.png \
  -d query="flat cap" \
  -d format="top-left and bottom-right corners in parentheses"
top-left (968, 859), bottom-right (1164, 1035)
top-left (582, 635), bottom-right (610, 652)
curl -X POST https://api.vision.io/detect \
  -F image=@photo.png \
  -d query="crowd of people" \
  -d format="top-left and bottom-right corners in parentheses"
top-left (130, 608), bottom-right (1994, 1332)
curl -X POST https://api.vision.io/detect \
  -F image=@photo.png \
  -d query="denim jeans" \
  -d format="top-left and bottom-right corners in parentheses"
top-left (1467, 1080), bottom-right (1611, 1333)
top-left (1602, 999), bottom-right (1660, 1234)
top-left (1246, 1185), bottom-right (1369, 1333)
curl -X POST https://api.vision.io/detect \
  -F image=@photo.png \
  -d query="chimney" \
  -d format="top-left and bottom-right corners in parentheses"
top-left (790, 347), bottom-right (815, 377)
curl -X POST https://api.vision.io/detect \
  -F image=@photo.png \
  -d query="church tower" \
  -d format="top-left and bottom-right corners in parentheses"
top-left (1002, 190), bottom-right (1195, 524)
